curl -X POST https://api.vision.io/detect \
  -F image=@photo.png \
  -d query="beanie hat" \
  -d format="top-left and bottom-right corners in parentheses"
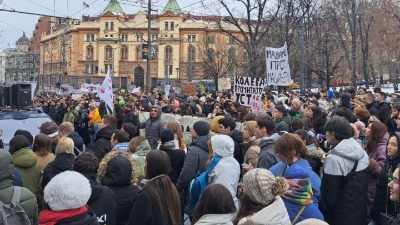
top-left (160, 128), bottom-right (175, 144)
top-left (39, 122), bottom-right (59, 138)
top-left (14, 130), bottom-right (33, 144)
top-left (193, 121), bottom-right (211, 136)
top-left (210, 116), bottom-right (224, 134)
top-left (354, 120), bottom-right (366, 133)
top-left (119, 99), bottom-right (125, 106)
top-left (244, 121), bottom-right (257, 137)
top-left (243, 169), bottom-right (288, 206)
top-left (44, 171), bottom-right (91, 211)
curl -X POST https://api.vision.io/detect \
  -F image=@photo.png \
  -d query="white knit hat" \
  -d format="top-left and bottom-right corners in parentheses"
top-left (44, 171), bottom-right (91, 211)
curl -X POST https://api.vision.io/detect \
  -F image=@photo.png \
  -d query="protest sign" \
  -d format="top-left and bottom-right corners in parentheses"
top-left (266, 43), bottom-right (292, 86)
top-left (250, 94), bottom-right (265, 116)
top-left (218, 78), bottom-right (231, 90)
top-left (181, 82), bottom-right (197, 95)
top-left (131, 87), bottom-right (141, 93)
top-left (233, 75), bottom-right (266, 107)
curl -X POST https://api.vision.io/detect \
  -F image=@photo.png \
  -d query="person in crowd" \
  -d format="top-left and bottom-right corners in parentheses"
top-left (59, 121), bottom-right (84, 155)
top-left (338, 93), bottom-right (353, 111)
top-left (269, 133), bottom-right (321, 206)
top-left (133, 105), bottom-right (166, 149)
top-left (32, 133), bottom-right (55, 172)
top-left (386, 164), bottom-right (400, 224)
top-left (291, 98), bottom-right (307, 120)
top-left (375, 91), bottom-right (391, 124)
top-left (191, 184), bottom-right (236, 225)
top-left (365, 121), bottom-right (389, 216)
top-left (242, 121), bottom-right (260, 168)
top-left (253, 116), bottom-right (280, 169)
top-left (87, 115), bottom-right (118, 160)
top-left (281, 164), bottom-right (324, 223)
top-left (388, 104), bottom-right (400, 133)
top-left (354, 106), bottom-right (371, 128)
top-left (127, 150), bottom-right (181, 225)
top-left (272, 105), bottom-right (292, 132)
top-left (291, 119), bottom-right (306, 132)
top-left (210, 115), bottom-right (224, 135)
top-left (208, 135), bottom-right (241, 208)
top-left (14, 129), bottom-right (34, 148)
top-left (176, 120), bottom-right (211, 216)
top-left (0, 149), bottom-right (38, 224)
top-left (218, 117), bottom-right (245, 164)
top-left (39, 121), bottom-right (60, 153)
top-left (320, 116), bottom-right (369, 225)
top-left (88, 102), bottom-right (102, 143)
top-left (74, 152), bottom-right (117, 225)
top-left (327, 99), bottom-right (338, 119)
top-left (158, 129), bottom-right (185, 184)
top-left (42, 136), bottom-right (75, 189)
top-left (114, 100), bottom-right (124, 129)
top-left (110, 130), bottom-right (130, 151)
top-left (128, 136), bottom-right (152, 186)
top-left (365, 93), bottom-right (380, 119)
top-left (78, 101), bottom-right (91, 146)
top-left (233, 168), bottom-right (291, 225)
top-left (9, 135), bottom-right (41, 196)
top-left (370, 133), bottom-right (400, 223)
top-left (165, 121), bottom-right (188, 152)
top-left (294, 130), bottom-right (325, 176)
top-left (121, 123), bottom-right (138, 140)
top-left (123, 103), bottom-right (136, 124)
top-left (97, 150), bottom-right (139, 225)
top-left (212, 103), bottom-right (230, 118)
top-left (39, 171), bottom-right (99, 225)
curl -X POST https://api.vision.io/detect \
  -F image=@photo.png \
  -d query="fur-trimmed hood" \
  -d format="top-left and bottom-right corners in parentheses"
top-left (306, 143), bottom-right (325, 159)
top-left (97, 150), bottom-right (138, 186)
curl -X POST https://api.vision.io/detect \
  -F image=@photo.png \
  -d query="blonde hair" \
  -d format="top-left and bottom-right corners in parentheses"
top-left (55, 137), bottom-right (74, 155)
top-left (165, 121), bottom-right (186, 150)
top-left (59, 122), bottom-right (74, 134)
top-left (272, 177), bottom-right (289, 196)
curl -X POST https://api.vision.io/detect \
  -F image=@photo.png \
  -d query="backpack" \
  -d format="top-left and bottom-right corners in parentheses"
top-left (188, 156), bottom-right (222, 206)
top-left (0, 186), bottom-right (30, 225)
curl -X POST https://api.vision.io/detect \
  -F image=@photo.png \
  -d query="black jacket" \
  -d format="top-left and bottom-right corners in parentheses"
top-left (87, 126), bottom-right (117, 160)
top-left (42, 153), bottom-right (75, 189)
top-left (159, 145), bottom-right (185, 184)
top-left (67, 132), bottom-right (84, 155)
top-left (230, 129), bottom-right (244, 164)
top-left (56, 211), bottom-right (99, 225)
top-left (367, 101), bottom-right (380, 119)
top-left (378, 102), bottom-right (391, 124)
top-left (123, 109), bottom-right (135, 124)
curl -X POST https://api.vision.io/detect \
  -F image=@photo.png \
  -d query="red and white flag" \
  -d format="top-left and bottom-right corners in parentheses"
top-left (83, 1), bottom-right (90, 8)
top-left (97, 68), bottom-right (113, 113)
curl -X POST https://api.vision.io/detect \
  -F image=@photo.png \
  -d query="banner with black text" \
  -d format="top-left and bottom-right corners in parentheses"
top-left (233, 75), bottom-right (266, 107)
top-left (266, 43), bottom-right (292, 86)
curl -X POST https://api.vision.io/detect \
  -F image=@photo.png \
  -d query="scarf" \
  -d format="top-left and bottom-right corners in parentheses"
top-left (283, 178), bottom-right (313, 205)
top-left (39, 206), bottom-right (88, 225)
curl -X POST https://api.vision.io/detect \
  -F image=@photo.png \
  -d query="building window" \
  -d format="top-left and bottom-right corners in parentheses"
top-left (188, 45), bottom-right (196, 61)
top-left (165, 21), bottom-right (169, 30)
top-left (136, 34), bottom-right (143, 42)
top-left (165, 46), bottom-right (173, 60)
top-left (110, 22), bottom-right (114, 31)
top-left (86, 46), bottom-right (94, 59)
top-left (121, 34), bottom-right (128, 41)
top-left (105, 22), bottom-right (109, 30)
top-left (136, 46), bottom-right (141, 60)
top-left (105, 45), bottom-right (113, 61)
top-left (85, 63), bottom-right (94, 74)
top-left (86, 34), bottom-right (94, 42)
top-left (188, 35), bottom-right (196, 42)
top-left (206, 36), bottom-right (214, 44)
top-left (104, 64), bottom-right (113, 72)
top-left (152, 34), bottom-right (158, 41)
top-left (121, 45), bottom-right (128, 60)
top-left (171, 22), bottom-right (175, 30)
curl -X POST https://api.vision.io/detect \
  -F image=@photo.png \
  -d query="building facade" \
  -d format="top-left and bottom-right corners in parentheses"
top-left (39, 0), bottom-right (244, 90)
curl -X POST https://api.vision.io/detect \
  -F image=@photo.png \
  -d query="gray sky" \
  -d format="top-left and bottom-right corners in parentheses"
top-left (0, 0), bottom-right (219, 50)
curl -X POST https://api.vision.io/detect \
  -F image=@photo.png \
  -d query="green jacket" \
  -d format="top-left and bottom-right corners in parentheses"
top-left (0, 150), bottom-right (38, 224)
top-left (132, 140), bottom-right (152, 188)
top-left (12, 148), bottom-right (42, 197)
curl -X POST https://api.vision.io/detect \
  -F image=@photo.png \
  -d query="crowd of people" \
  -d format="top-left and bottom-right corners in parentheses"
top-left (1, 86), bottom-right (400, 225)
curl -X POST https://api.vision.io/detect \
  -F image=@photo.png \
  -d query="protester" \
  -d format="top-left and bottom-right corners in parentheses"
top-left (110, 130), bottom-right (130, 151)
top-left (133, 105), bottom-right (166, 149)
top-left (294, 130), bottom-right (325, 176)
top-left (242, 121), bottom-right (260, 168)
top-left (59, 121), bottom-right (84, 155)
top-left (39, 121), bottom-right (60, 153)
top-left (386, 164), bottom-right (400, 224)
top-left (254, 116), bottom-right (280, 169)
top-left (218, 117), bottom-right (245, 164)
top-left (121, 123), bottom-right (138, 140)
top-left (165, 121), bottom-right (188, 151)
top-left (32, 133), bottom-right (55, 171)
top-left (87, 114), bottom-right (118, 160)
top-left (128, 136), bottom-right (152, 185)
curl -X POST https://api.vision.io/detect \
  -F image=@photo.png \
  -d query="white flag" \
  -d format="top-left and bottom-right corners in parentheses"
top-left (97, 69), bottom-right (113, 113)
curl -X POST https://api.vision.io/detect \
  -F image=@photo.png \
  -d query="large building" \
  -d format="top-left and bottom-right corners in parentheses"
top-left (39, 0), bottom-right (243, 90)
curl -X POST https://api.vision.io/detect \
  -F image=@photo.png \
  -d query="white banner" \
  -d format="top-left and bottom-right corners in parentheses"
top-left (250, 94), bottom-right (265, 116)
top-left (218, 78), bottom-right (231, 90)
top-left (97, 69), bottom-right (113, 113)
top-left (266, 43), bottom-right (292, 86)
top-left (131, 87), bottom-right (141, 93)
top-left (233, 75), bottom-right (266, 107)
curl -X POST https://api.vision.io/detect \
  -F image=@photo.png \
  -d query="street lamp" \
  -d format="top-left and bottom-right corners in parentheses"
top-left (175, 68), bottom-right (180, 84)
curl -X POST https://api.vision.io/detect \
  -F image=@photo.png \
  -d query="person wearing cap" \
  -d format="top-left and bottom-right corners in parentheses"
top-left (233, 169), bottom-right (291, 224)
top-left (176, 120), bottom-right (211, 216)
top-left (272, 105), bottom-right (292, 132)
top-left (39, 171), bottom-right (99, 225)
top-left (39, 121), bottom-right (60, 153)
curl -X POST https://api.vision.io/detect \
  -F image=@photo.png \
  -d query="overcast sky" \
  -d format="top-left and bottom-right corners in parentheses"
top-left (0, 0), bottom-right (219, 50)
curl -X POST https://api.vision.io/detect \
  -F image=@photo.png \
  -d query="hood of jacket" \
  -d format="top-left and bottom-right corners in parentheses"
top-left (98, 151), bottom-right (138, 186)
top-left (12, 148), bottom-right (38, 168)
top-left (150, 106), bottom-right (162, 121)
top-left (191, 135), bottom-right (210, 153)
top-left (67, 132), bottom-right (84, 147)
top-left (196, 213), bottom-right (233, 224)
top-left (282, 164), bottom-right (313, 205)
top-left (306, 143), bottom-right (325, 159)
top-left (211, 135), bottom-right (234, 157)
top-left (112, 142), bottom-right (129, 151)
top-left (53, 153), bottom-right (75, 171)
top-left (95, 126), bottom-right (117, 141)
top-left (81, 171), bottom-right (103, 201)
top-left (330, 138), bottom-right (367, 161)
top-left (0, 150), bottom-right (14, 189)
top-left (230, 129), bottom-right (244, 144)
top-left (136, 140), bottom-right (152, 156)
top-left (259, 133), bottom-right (280, 149)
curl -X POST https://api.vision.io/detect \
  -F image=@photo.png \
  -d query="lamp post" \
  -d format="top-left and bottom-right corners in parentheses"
top-left (146, 0), bottom-right (152, 92)
top-left (176, 68), bottom-right (180, 84)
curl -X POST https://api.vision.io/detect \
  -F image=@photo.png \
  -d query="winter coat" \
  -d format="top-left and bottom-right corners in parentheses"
top-left (123, 109), bottom-right (135, 124)
top-left (366, 101), bottom-right (380, 119)
top-left (304, 143), bottom-right (325, 176)
top-left (257, 133), bottom-right (280, 169)
top-left (378, 102), bottom-right (391, 124)
top-left (98, 153), bottom-right (139, 225)
top-left (269, 159), bottom-right (321, 206)
top-left (67, 132), bottom-right (84, 155)
top-left (126, 187), bottom-right (169, 225)
top-left (367, 133), bottom-right (389, 215)
top-left (194, 214), bottom-right (233, 225)
top-left (275, 115), bottom-right (292, 132)
top-left (13, 168), bottom-right (23, 186)
top-left (208, 135), bottom-right (241, 209)
top-left (281, 164), bottom-right (324, 223)
top-left (313, 116), bottom-right (327, 135)
top-left (0, 150), bottom-right (38, 224)
top-left (35, 152), bottom-right (55, 172)
top-left (42, 152), bottom-right (75, 189)
top-left (229, 129), bottom-right (244, 164)
top-left (159, 142), bottom-right (185, 184)
top-left (12, 147), bottom-right (42, 196)
top-left (390, 214), bottom-right (400, 225)
top-left (132, 140), bottom-right (152, 185)
top-left (88, 125), bottom-right (117, 160)
top-left (82, 171), bottom-right (117, 225)
top-left (136, 106), bottom-right (166, 149)
top-left (243, 137), bottom-right (260, 167)
top-left (237, 196), bottom-right (291, 225)
top-left (39, 206), bottom-right (99, 225)
top-left (320, 138), bottom-right (369, 225)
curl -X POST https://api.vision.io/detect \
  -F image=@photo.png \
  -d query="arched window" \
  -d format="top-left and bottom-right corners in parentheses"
top-left (105, 45), bottom-right (113, 61)
top-left (207, 48), bottom-right (215, 62)
top-left (188, 45), bottom-right (196, 62)
top-left (86, 45), bottom-right (93, 60)
top-left (121, 45), bottom-right (128, 60)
